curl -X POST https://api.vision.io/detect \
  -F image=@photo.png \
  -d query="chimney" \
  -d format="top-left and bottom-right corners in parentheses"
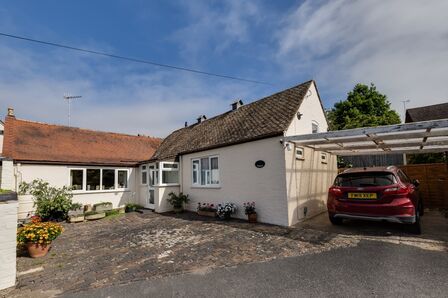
top-left (231, 99), bottom-right (243, 111)
top-left (197, 115), bottom-right (207, 124)
top-left (184, 121), bottom-right (188, 127)
top-left (7, 107), bottom-right (15, 117)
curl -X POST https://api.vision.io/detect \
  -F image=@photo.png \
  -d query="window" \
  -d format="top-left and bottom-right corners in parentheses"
top-left (320, 152), bottom-right (328, 164)
top-left (70, 169), bottom-right (84, 190)
top-left (192, 160), bottom-right (200, 185)
top-left (192, 156), bottom-right (220, 186)
top-left (161, 162), bottom-right (179, 184)
top-left (335, 172), bottom-right (397, 187)
top-left (87, 169), bottom-right (101, 191)
top-left (397, 170), bottom-right (411, 184)
top-left (100, 169), bottom-right (114, 190)
top-left (141, 165), bottom-right (148, 185)
top-left (70, 168), bottom-right (130, 191)
top-left (117, 170), bottom-right (128, 188)
top-left (312, 121), bottom-right (319, 133)
top-left (295, 147), bottom-right (305, 160)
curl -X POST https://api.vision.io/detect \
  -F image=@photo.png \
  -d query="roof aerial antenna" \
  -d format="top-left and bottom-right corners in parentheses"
top-left (63, 94), bottom-right (82, 126)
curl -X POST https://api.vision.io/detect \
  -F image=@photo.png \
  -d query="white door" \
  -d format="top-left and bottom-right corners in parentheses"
top-left (147, 164), bottom-right (158, 209)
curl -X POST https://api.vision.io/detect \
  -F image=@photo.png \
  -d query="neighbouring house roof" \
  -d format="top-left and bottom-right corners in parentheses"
top-left (150, 80), bottom-right (315, 161)
top-left (2, 116), bottom-right (161, 166)
top-left (405, 102), bottom-right (448, 123)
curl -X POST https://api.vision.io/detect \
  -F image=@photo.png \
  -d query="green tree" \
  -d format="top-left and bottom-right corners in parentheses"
top-left (328, 83), bottom-right (401, 130)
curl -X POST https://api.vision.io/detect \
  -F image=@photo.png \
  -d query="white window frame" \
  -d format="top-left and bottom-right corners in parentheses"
top-left (141, 165), bottom-right (148, 185)
top-left (295, 146), bottom-right (305, 160)
top-left (191, 155), bottom-right (220, 188)
top-left (69, 167), bottom-right (131, 192)
top-left (320, 152), bottom-right (328, 164)
top-left (312, 120), bottom-right (319, 134)
top-left (159, 162), bottom-right (180, 186)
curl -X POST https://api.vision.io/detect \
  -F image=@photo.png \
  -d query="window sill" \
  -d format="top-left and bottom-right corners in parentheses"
top-left (190, 185), bottom-right (221, 189)
top-left (155, 184), bottom-right (180, 187)
top-left (72, 189), bottom-right (131, 194)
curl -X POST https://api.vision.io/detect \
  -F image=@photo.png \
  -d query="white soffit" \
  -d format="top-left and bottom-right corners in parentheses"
top-left (283, 119), bottom-right (448, 156)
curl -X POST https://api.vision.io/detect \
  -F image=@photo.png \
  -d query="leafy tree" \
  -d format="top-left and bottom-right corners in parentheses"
top-left (328, 83), bottom-right (401, 130)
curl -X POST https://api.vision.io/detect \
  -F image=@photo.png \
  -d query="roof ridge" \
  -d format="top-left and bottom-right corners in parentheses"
top-left (174, 79), bottom-right (314, 132)
top-left (10, 117), bottom-right (161, 140)
top-left (407, 102), bottom-right (448, 111)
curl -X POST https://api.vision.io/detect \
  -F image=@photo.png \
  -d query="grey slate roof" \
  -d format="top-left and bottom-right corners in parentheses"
top-left (405, 102), bottom-right (448, 123)
top-left (150, 80), bottom-right (314, 161)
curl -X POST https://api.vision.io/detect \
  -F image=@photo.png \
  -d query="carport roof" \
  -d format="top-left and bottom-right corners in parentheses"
top-left (283, 119), bottom-right (448, 156)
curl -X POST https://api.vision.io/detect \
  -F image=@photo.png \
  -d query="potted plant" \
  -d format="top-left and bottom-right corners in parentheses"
top-left (167, 192), bottom-right (190, 213)
top-left (197, 202), bottom-right (217, 217)
top-left (243, 202), bottom-right (257, 223)
top-left (217, 203), bottom-right (237, 220)
top-left (125, 203), bottom-right (144, 213)
top-left (68, 203), bottom-right (84, 223)
top-left (17, 217), bottom-right (64, 258)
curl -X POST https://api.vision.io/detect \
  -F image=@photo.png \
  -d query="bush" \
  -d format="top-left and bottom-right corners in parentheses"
top-left (19, 179), bottom-right (76, 221)
top-left (167, 192), bottom-right (189, 209)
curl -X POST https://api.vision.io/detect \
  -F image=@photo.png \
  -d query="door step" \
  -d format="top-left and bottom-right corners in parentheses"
top-left (137, 208), bottom-right (154, 214)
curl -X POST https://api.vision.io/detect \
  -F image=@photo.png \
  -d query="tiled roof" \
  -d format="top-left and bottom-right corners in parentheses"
top-left (405, 102), bottom-right (448, 123)
top-left (150, 80), bottom-right (314, 161)
top-left (2, 117), bottom-right (161, 166)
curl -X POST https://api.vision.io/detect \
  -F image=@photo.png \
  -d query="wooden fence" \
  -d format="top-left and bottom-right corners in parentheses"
top-left (400, 163), bottom-right (448, 209)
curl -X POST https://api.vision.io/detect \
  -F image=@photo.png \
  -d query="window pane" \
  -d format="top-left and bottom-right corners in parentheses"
top-left (163, 163), bottom-right (178, 169)
top-left (162, 170), bottom-right (179, 184)
top-left (142, 170), bottom-right (147, 184)
top-left (200, 158), bottom-right (209, 185)
top-left (102, 169), bottom-right (115, 190)
top-left (118, 170), bottom-right (128, 188)
top-left (87, 169), bottom-right (100, 191)
top-left (210, 157), bottom-right (219, 184)
top-left (192, 160), bottom-right (199, 184)
top-left (70, 170), bottom-right (83, 190)
top-left (335, 172), bottom-right (397, 187)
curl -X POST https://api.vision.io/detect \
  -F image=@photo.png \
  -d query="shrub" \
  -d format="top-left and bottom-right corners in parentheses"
top-left (167, 192), bottom-right (189, 209)
top-left (19, 179), bottom-right (77, 221)
top-left (17, 222), bottom-right (64, 245)
top-left (125, 203), bottom-right (144, 212)
top-left (216, 203), bottom-right (237, 219)
top-left (243, 202), bottom-right (256, 215)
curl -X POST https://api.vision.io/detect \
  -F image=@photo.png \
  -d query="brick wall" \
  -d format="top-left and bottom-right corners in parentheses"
top-left (0, 199), bottom-right (18, 290)
top-left (400, 163), bottom-right (448, 209)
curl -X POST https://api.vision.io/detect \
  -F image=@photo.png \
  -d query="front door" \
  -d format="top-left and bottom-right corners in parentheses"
top-left (147, 164), bottom-right (158, 209)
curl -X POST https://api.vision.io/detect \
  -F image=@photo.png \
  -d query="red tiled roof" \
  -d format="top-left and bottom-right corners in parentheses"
top-left (2, 116), bottom-right (161, 166)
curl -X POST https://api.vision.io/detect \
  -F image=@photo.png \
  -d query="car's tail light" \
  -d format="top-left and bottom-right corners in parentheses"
top-left (383, 186), bottom-right (409, 195)
top-left (329, 187), bottom-right (343, 196)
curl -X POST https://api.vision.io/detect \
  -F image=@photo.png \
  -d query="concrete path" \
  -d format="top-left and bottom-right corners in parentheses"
top-left (65, 237), bottom-right (448, 298)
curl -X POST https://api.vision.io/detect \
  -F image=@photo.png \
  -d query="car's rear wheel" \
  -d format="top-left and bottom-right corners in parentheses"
top-left (409, 205), bottom-right (422, 235)
top-left (329, 214), bottom-right (343, 225)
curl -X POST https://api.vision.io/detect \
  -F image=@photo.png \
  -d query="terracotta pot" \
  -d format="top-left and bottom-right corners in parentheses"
top-left (248, 213), bottom-right (257, 223)
top-left (27, 242), bottom-right (51, 258)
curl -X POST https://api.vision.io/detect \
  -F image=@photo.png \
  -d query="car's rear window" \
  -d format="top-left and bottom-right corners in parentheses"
top-left (334, 172), bottom-right (397, 187)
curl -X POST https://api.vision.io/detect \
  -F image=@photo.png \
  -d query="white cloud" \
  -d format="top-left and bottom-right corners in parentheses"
top-left (0, 43), bottom-right (263, 137)
top-left (277, 0), bottom-right (448, 118)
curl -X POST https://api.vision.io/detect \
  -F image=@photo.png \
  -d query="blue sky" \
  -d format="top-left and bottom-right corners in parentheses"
top-left (0, 0), bottom-right (447, 137)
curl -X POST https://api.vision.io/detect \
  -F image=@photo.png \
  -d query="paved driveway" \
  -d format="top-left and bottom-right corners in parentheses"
top-left (4, 210), bottom-right (447, 297)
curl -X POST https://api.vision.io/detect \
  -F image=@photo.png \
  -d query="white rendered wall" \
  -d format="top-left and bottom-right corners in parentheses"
top-left (13, 164), bottom-right (138, 219)
top-left (180, 137), bottom-right (289, 226)
top-left (0, 199), bottom-right (18, 290)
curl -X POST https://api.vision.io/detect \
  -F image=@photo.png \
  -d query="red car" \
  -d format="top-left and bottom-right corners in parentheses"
top-left (327, 166), bottom-right (423, 234)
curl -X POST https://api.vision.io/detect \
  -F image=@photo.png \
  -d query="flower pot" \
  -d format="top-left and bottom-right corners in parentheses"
top-left (85, 212), bottom-right (106, 220)
top-left (69, 214), bottom-right (85, 223)
top-left (197, 210), bottom-right (216, 217)
top-left (173, 206), bottom-right (184, 213)
top-left (27, 242), bottom-right (51, 258)
top-left (248, 213), bottom-right (257, 223)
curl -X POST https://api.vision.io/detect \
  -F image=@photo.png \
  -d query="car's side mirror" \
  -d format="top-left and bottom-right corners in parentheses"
top-left (413, 179), bottom-right (420, 187)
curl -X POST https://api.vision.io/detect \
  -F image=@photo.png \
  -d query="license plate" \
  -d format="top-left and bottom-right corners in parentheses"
top-left (348, 192), bottom-right (377, 199)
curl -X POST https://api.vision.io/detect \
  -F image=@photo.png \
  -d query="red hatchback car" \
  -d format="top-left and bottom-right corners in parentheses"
top-left (327, 166), bottom-right (423, 234)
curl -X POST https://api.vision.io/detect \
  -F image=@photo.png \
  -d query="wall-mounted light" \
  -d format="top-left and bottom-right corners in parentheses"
top-left (297, 112), bottom-right (303, 120)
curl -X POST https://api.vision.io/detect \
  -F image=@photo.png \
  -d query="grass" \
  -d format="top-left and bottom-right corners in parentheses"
top-left (104, 213), bottom-right (125, 220)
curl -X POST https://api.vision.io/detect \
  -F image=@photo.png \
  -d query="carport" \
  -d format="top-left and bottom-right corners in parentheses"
top-left (283, 119), bottom-right (448, 156)
top-left (283, 118), bottom-right (448, 209)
